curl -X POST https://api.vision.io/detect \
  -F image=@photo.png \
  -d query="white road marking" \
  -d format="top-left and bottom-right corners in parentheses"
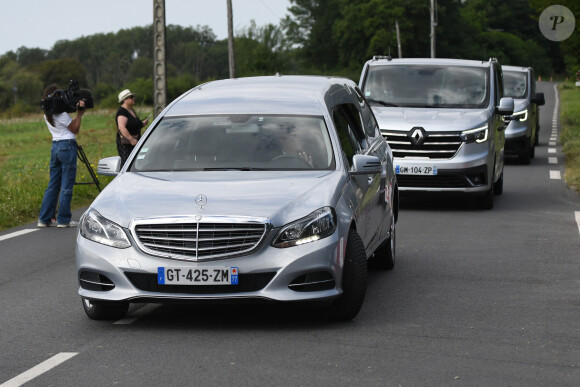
top-left (550, 170), bottom-right (561, 180)
top-left (576, 212), bottom-right (580, 236)
top-left (549, 142), bottom-right (556, 146)
top-left (548, 148), bottom-right (556, 154)
top-left (0, 229), bottom-right (37, 242)
top-left (114, 303), bottom-right (161, 325)
top-left (0, 352), bottom-right (78, 387)
top-left (548, 157), bottom-right (558, 164)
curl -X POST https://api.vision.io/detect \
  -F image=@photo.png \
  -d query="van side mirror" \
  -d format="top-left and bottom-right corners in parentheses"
top-left (496, 97), bottom-right (514, 116)
top-left (532, 92), bottom-right (545, 106)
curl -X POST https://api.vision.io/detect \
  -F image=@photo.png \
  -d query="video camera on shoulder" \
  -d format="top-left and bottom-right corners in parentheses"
top-left (40, 80), bottom-right (94, 115)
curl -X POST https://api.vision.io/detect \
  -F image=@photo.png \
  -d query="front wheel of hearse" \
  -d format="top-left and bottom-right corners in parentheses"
top-left (82, 297), bottom-right (129, 320)
top-left (327, 229), bottom-right (368, 321)
top-left (369, 218), bottom-right (396, 270)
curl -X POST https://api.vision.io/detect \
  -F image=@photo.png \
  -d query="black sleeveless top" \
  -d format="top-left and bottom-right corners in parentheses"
top-left (116, 107), bottom-right (144, 138)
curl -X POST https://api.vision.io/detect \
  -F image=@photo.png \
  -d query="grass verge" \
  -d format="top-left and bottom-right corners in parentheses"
top-left (0, 109), bottom-right (140, 231)
top-left (559, 82), bottom-right (580, 193)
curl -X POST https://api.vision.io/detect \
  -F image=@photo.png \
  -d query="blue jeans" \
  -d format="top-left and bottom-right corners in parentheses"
top-left (38, 140), bottom-right (78, 224)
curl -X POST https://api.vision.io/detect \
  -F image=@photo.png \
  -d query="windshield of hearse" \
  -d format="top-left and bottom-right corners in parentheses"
top-left (363, 65), bottom-right (489, 109)
top-left (130, 115), bottom-right (336, 172)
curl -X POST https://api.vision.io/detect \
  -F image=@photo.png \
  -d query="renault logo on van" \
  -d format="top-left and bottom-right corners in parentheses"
top-left (410, 127), bottom-right (426, 146)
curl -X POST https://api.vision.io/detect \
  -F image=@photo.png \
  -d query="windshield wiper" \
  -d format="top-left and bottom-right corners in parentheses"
top-left (367, 98), bottom-right (399, 107)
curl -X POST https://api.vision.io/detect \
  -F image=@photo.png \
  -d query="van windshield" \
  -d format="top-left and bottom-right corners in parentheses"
top-left (503, 71), bottom-right (527, 98)
top-left (129, 115), bottom-right (335, 172)
top-left (363, 65), bottom-right (489, 109)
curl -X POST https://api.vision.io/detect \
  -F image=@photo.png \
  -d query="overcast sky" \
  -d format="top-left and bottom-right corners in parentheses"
top-left (0, 0), bottom-right (291, 55)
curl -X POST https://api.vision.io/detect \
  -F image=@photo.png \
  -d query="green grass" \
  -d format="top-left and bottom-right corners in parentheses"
top-left (559, 82), bottom-right (580, 193)
top-left (0, 109), bottom-right (124, 231)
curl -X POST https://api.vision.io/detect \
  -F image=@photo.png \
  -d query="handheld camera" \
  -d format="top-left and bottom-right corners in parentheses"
top-left (41, 80), bottom-right (94, 115)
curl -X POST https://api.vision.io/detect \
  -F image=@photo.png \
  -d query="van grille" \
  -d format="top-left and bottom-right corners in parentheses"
top-left (133, 220), bottom-right (268, 261)
top-left (383, 130), bottom-right (462, 159)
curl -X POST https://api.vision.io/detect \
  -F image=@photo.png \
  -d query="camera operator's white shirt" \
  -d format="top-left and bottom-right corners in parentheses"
top-left (45, 112), bottom-right (75, 141)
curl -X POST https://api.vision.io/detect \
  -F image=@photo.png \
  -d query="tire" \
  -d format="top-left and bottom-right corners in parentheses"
top-left (327, 229), bottom-right (368, 321)
top-left (520, 139), bottom-right (531, 165)
top-left (477, 181), bottom-right (494, 210)
top-left (493, 171), bottom-right (503, 196)
top-left (82, 297), bottom-right (129, 320)
top-left (370, 219), bottom-right (396, 270)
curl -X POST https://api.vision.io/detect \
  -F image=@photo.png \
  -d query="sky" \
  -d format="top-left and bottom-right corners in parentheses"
top-left (0, 0), bottom-right (292, 56)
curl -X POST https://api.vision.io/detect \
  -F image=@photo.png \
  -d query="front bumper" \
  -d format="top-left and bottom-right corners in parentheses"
top-left (76, 229), bottom-right (344, 304)
top-left (505, 120), bottom-right (530, 156)
top-left (393, 142), bottom-right (492, 193)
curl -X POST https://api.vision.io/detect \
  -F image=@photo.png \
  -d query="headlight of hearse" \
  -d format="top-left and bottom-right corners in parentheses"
top-left (460, 125), bottom-right (488, 144)
top-left (272, 207), bottom-right (337, 248)
top-left (80, 208), bottom-right (131, 248)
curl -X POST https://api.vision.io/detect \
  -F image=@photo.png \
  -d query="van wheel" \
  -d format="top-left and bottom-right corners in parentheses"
top-left (327, 229), bottom-right (368, 321)
top-left (520, 139), bottom-right (531, 164)
top-left (477, 184), bottom-right (494, 210)
top-left (493, 172), bottom-right (503, 196)
top-left (370, 219), bottom-right (395, 270)
top-left (82, 297), bottom-right (129, 320)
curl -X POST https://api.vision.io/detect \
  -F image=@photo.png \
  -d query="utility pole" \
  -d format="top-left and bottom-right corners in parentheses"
top-left (430, 0), bottom-right (436, 58)
top-left (153, 0), bottom-right (167, 117)
top-left (227, 0), bottom-right (236, 78)
top-left (395, 20), bottom-right (402, 58)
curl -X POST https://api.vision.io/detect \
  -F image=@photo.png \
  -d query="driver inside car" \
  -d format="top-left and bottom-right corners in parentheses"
top-left (273, 127), bottom-right (315, 167)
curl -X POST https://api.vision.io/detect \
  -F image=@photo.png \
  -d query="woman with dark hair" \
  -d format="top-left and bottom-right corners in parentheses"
top-left (116, 89), bottom-right (149, 167)
top-left (37, 84), bottom-right (86, 228)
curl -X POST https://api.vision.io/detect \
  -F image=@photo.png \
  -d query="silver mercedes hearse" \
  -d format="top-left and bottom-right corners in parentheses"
top-left (76, 75), bottom-right (399, 321)
top-left (359, 57), bottom-right (514, 209)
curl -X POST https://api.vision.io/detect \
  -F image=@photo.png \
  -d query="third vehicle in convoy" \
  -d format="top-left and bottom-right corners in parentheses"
top-left (502, 65), bottom-right (545, 164)
top-left (359, 57), bottom-right (514, 209)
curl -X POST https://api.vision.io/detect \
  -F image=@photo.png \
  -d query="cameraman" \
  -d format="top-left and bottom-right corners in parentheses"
top-left (37, 84), bottom-right (86, 228)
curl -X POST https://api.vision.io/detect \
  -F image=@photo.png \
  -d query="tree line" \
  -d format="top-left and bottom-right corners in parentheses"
top-left (0, 0), bottom-right (577, 117)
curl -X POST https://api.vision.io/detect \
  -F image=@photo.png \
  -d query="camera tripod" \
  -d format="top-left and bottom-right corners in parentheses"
top-left (76, 145), bottom-right (101, 192)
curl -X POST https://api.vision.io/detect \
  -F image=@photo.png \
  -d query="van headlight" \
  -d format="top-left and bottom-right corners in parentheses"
top-left (272, 207), bottom-right (337, 248)
top-left (461, 125), bottom-right (488, 144)
top-left (80, 209), bottom-right (131, 248)
top-left (511, 109), bottom-right (528, 122)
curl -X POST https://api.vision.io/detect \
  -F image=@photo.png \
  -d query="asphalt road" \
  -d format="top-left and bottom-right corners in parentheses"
top-left (1, 81), bottom-right (579, 386)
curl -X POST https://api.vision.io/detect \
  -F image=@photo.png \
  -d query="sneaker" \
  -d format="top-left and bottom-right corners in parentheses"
top-left (57, 220), bottom-right (79, 228)
top-left (37, 220), bottom-right (56, 228)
